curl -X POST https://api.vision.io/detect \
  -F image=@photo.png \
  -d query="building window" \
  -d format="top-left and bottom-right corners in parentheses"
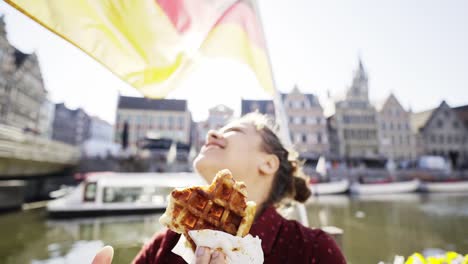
top-left (178, 116), bottom-right (184, 129)
top-left (317, 133), bottom-right (322, 143)
top-left (437, 120), bottom-right (443, 128)
top-left (453, 121), bottom-right (459, 129)
top-left (294, 117), bottom-right (301, 125)
top-left (381, 123), bottom-right (386, 130)
top-left (439, 135), bottom-right (444, 144)
top-left (302, 134), bottom-right (307, 143)
top-left (295, 133), bottom-right (301, 143)
top-left (316, 117), bottom-right (322, 125)
top-left (159, 116), bottom-right (165, 128)
top-left (389, 122), bottom-right (394, 130)
top-left (343, 115), bottom-right (350, 124)
top-left (302, 117), bottom-right (307, 124)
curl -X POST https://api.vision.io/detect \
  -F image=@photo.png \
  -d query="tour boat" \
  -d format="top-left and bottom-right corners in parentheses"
top-left (350, 179), bottom-right (420, 195)
top-left (309, 179), bottom-right (350, 195)
top-left (47, 172), bottom-right (205, 218)
top-left (420, 180), bottom-right (468, 193)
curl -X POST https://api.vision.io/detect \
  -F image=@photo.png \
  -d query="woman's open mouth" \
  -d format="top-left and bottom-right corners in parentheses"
top-left (202, 142), bottom-right (225, 152)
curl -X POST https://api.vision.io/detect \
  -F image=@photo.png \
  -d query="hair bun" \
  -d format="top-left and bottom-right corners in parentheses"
top-left (293, 176), bottom-right (311, 203)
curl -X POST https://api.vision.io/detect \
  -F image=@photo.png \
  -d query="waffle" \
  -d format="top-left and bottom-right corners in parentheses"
top-left (159, 169), bottom-right (257, 250)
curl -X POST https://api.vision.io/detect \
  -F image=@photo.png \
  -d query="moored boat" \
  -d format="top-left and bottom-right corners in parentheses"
top-left (309, 179), bottom-right (350, 195)
top-left (350, 179), bottom-right (420, 195)
top-left (47, 172), bottom-right (205, 218)
top-left (420, 180), bottom-right (468, 193)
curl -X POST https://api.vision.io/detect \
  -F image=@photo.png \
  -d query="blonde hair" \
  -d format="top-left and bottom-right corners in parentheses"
top-left (239, 112), bottom-right (311, 207)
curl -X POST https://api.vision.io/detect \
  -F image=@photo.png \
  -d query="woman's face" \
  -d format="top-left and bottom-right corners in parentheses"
top-left (193, 120), bottom-right (265, 184)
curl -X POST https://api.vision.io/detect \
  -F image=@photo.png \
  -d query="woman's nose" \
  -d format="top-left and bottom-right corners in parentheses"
top-left (206, 130), bottom-right (222, 141)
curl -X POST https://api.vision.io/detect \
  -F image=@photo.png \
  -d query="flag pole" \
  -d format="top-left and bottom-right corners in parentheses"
top-left (251, 0), bottom-right (309, 227)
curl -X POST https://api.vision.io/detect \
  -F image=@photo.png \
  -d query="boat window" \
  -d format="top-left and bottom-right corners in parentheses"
top-left (103, 187), bottom-right (144, 203)
top-left (102, 186), bottom-right (174, 203)
top-left (84, 182), bottom-right (97, 202)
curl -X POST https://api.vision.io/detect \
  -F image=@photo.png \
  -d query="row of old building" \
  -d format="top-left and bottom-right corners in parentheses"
top-left (0, 17), bottom-right (117, 158)
top-left (239, 61), bottom-right (468, 168)
top-left (2, 16), bottom-right (468, 168)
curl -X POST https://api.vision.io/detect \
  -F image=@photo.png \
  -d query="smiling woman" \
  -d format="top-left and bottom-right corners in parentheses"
top-left (118, 112), bottom-right (346, 264)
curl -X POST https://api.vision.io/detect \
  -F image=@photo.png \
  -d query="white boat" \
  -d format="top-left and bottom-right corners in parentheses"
top-left (354, 193), bottom-right (421, 203)
top-left (47, 172), bottom-right (205, 218)
top-left (350, 179), bottom-right (420, 195)
top-left (421, 180), bottom-right (468, 193)
top-left (309, 179), bottom-right (349, 195)
top-left (307, 194), bottom-right (350, 207)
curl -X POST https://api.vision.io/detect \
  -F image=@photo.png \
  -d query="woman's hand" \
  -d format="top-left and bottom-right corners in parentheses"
top-left (194, 246), bottom-right (227, 264)
top-left (91, 246), bottom-right (114, 264)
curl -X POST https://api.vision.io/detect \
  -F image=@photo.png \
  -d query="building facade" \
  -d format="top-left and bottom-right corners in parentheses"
top-left (453, 105), bottom-right (468, 167)
top-left (411, 101), bottom-right (468, 168)
top-left (0, 16), bottom-right (48, 133)
top-left (38, 98), bottom-right (55, 138)
top-left (377, 94), bottom-right (416, 160)
top-left (52, 103), bottom-right (91, 146)
top-left (82, 117), bottom-right (119, 157)
top-left (241, 87), bottom-right (328, 156)
top-left (331, 60), bottom-right (380, 159)
top-left (282, 86), bottom-right (328, 155)
top-left (196, 104), bottom-right (234, 151)
top-left (115, 96), bottom-right (192, 150)
top-left (241, 99), bottom-right (275, 117)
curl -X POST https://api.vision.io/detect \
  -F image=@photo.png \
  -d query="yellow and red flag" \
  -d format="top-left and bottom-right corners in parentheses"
top-left (5, 0), bottom-right (274, 97)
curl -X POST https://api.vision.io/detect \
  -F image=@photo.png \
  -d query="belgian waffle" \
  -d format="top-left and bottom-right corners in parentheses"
top-left (159, 169), bottom-right (257, 250)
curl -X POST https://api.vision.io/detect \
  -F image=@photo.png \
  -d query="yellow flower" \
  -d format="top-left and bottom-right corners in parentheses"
top-left (406, 253), bottom-right (426, 264)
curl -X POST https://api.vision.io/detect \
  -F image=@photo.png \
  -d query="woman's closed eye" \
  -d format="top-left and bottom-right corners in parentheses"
top-left (222, 127), bottom-right (246, 135)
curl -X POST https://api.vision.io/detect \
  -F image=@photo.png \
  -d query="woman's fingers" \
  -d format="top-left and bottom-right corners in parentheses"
top-left (194, 246), bottom-right (227, 264)
top-left (210, 250), bottom-right (227, 264)
top-left (91, 246), bottom-right (114, 264)
top-left (194, 246), bottom-right (212, 264)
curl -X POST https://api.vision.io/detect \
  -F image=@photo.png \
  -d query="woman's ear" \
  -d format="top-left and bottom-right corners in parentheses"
top-left (259, 154), bottom-right (280, 176)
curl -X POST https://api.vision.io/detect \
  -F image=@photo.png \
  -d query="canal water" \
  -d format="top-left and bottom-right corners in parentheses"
top-left (1, 193), bottom-right (467, 264)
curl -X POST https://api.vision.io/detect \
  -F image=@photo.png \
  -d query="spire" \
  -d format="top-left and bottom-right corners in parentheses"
top-left (356, 55), bottom-right (367, 81)
top-left (346, 56), bottom-right (369, 102)
top-left (292, 84), bottom-right (300, 93)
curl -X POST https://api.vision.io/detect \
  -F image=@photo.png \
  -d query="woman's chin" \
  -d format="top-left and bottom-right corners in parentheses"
top-left (193, 156), bottom-right (221, 182)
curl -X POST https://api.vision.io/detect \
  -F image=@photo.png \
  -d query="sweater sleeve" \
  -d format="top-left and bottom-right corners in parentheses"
top-left (313, 230), bottom-right (347, 264)
top-left (132, 231), bottom-right (166, 264)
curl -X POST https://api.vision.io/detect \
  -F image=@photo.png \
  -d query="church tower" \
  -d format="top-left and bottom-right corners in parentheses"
top-left (346, 58), bottom-right (369, 103)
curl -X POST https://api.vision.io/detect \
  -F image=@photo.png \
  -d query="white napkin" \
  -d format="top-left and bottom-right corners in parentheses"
top-left (172, 230), bottom-right (263, 264)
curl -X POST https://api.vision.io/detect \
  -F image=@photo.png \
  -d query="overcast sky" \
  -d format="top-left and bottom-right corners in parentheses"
top-left (1, 0), bottom-right (467, 123)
